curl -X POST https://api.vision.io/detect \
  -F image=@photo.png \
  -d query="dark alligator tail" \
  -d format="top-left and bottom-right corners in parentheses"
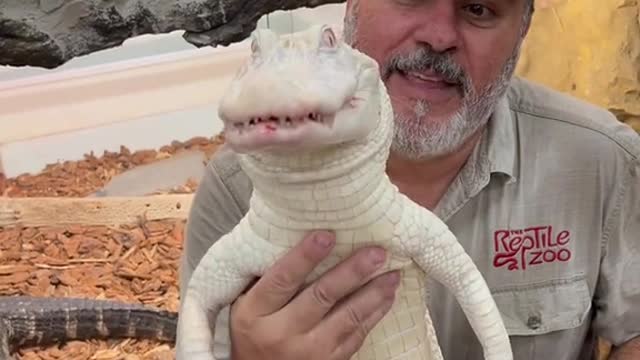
top-left (0, 296), bottom-right (177, 351)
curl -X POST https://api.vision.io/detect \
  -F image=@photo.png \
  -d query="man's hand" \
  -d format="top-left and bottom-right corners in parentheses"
top-left (608, 336), bottom-right (640, 360)
top-left (229, 230), bottom-right (401, 360)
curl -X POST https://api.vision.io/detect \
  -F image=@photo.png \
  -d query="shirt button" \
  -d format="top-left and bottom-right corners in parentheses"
top-left (527, 315), bottom-right (541, 329)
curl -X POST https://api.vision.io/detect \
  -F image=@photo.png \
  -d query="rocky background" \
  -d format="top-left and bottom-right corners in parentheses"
top-left (0, 0), bottom-right (638, 131)
top-left (0, 0), bottom-right (341, 69)
top-left (515, 0), bottom-right (639, 131)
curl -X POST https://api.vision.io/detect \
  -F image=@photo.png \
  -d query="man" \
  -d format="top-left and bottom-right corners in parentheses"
top-left (179, 0), bottom-right (640, 359)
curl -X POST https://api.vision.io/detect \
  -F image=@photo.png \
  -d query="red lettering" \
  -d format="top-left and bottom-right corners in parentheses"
top-left (557, 248), bottom-right (572, 261)
top-left (547, 226), bottom-right (558, 247)
top-left (494, 230), bottom-right (511, 253)
top-left (557, 230), bottom-right (570, 246)
top-left (542, 249), bottom-right (556, 262)
top-left (529, 251), bottom-right (543, 265)
top-left (526, 226), bottom-right (551, 248)
top-left (492, 225), bottom-right (572, 271)
top-left (493, 253), bottom-right (520, 271)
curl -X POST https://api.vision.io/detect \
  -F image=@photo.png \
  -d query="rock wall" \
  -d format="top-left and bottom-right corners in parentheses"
top-left (515, 0), bottom-right (640, 131)
top-left (0, 0), bottom-right (341, 69)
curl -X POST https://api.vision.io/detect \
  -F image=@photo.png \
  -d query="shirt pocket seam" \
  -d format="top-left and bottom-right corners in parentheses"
top-left (491, 273), bottom-right (592, 336)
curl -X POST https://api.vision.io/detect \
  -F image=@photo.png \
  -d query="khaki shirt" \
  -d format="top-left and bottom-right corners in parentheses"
top-left (179, 76), bottom-right (640, 360)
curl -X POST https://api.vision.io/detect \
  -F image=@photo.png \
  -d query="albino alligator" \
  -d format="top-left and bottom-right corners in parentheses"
top-left (0, 296), bottom-right (177, 360)
top-left (176, 24), bottom-right (513, 360)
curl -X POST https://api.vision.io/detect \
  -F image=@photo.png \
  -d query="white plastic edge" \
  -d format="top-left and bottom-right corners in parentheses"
top-left (0, 41), bottom-right (250, 145)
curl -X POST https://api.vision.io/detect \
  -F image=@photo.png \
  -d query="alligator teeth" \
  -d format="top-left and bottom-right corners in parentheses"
top-left (231, 112), bottom-right (330, 131)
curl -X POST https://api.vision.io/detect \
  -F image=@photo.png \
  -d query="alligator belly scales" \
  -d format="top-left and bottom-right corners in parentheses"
top-left (175, 24), bottom-right (513, 359)
top-left (0, 296), bottom-right (177, 360)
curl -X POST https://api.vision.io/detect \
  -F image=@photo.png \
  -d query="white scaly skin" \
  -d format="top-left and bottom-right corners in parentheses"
top-left (176, 24), bottom-right (513, 360)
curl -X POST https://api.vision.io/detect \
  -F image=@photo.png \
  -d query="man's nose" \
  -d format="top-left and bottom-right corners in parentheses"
top-left (411, 2), bottom-right (460, 53)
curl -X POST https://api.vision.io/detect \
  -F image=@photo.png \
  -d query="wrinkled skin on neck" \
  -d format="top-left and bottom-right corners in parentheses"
top-left (218, 24), bottom-right (384, 175)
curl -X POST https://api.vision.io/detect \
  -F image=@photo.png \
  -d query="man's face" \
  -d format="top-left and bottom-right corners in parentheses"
top-left (343, 0), bottom-right (530, 160)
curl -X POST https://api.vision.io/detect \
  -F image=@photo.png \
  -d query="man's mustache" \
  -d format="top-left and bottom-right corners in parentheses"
top-left (381, 46), bottom-right (472, 93)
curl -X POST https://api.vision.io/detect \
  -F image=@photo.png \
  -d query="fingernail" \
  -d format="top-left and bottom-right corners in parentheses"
top-left (369, 248), bottom-right (386, 266)
top-left (385, 271), bottom-right (401, 286)
top-left (313, 231), bottom-right (334, 248)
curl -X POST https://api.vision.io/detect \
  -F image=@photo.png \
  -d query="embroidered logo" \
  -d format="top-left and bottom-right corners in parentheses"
top-left (492, 225), bottom-right (572, 271)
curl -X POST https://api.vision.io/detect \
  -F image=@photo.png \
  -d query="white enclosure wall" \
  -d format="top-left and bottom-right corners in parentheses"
top-left (0, 4), bottom-right (346, 178)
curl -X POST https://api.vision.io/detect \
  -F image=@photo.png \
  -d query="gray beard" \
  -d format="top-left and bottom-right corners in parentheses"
top-left (389, 47), bottom-right (520, 160)
top-left (343, 7), bottom-right (522, 160)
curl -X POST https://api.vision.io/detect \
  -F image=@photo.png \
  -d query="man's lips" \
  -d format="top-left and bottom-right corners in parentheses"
top-left (388, 69), bottom-right (462, 103)
top-left (403, 70), bottom-right (459, 87)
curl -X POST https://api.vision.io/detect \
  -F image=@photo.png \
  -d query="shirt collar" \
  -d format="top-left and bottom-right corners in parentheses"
top-left (485, 91), bottom-right (518, 183)
top-left (433, 92), bottom-right (518, 220)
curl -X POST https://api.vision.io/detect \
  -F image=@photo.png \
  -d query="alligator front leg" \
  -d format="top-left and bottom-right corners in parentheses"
top-left (176, 223), bottom-right (282, 360)
top-left (0, 317), bottom-right (16, 360)
top-left (401, 204), bottom-right (513, 360)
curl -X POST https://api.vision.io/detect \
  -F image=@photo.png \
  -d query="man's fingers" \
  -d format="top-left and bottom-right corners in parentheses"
top-left (242, 230), bottom-right (336, 316)
top-left (329, 297), bottom-right (393, 360)
top-left (316, 270), bottom-right (401, 357)
top-left (278, 246), bottom-right (388, 330)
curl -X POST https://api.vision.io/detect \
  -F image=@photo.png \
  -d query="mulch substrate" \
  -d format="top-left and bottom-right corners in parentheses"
top-left (0, 135), bottom-right (225, 360)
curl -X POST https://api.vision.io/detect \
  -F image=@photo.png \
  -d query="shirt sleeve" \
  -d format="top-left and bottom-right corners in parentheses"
top-left (178, 147), bottom-right (250, 299)
top-left (592, 155), bottom-right (640, 346)
top-left (177, 147), bottom-right (251, 360)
